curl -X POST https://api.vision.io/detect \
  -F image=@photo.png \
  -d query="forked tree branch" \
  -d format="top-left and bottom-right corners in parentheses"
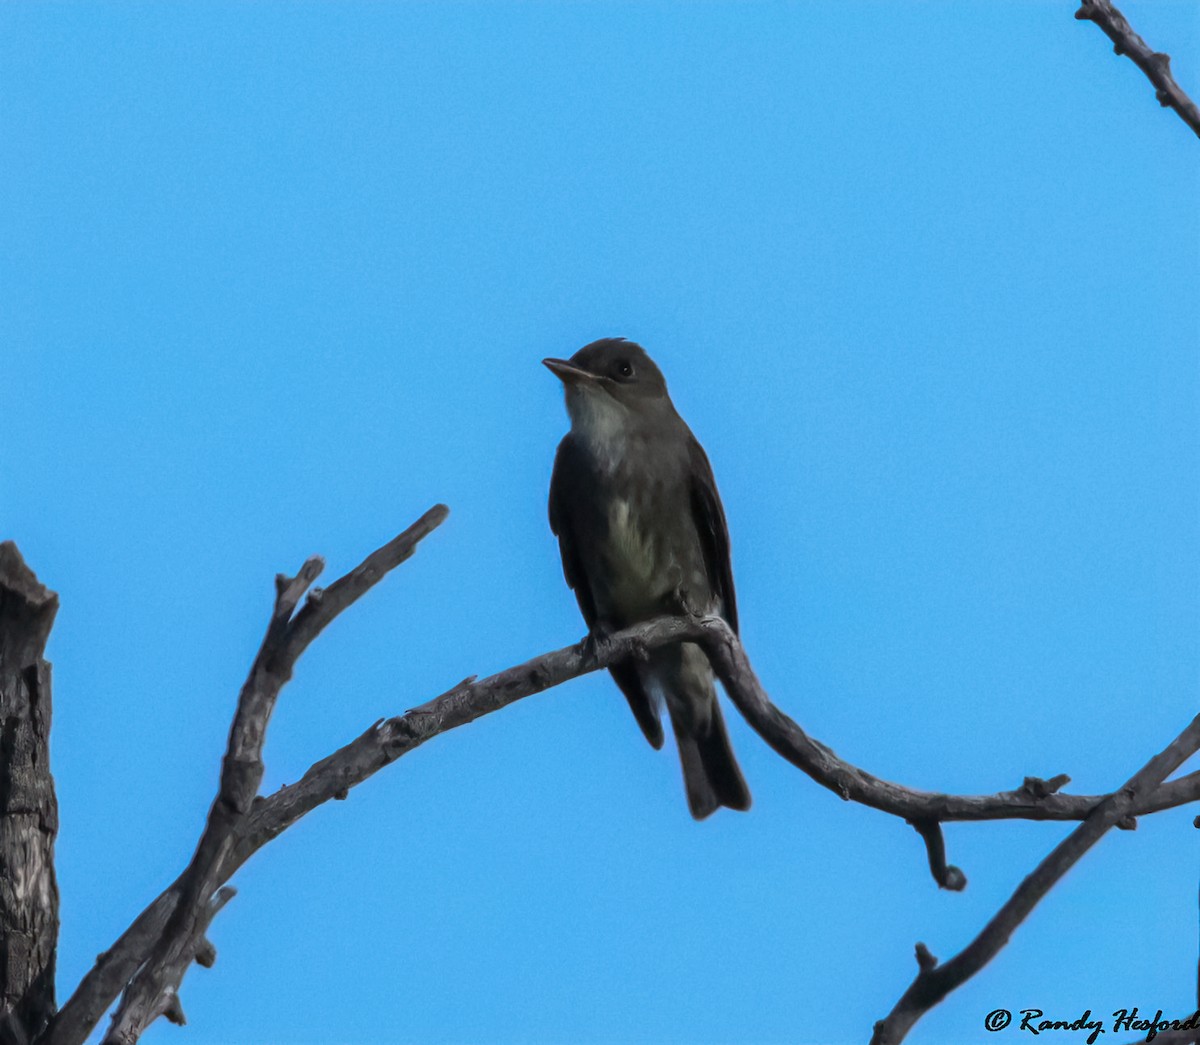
top-left (95, 505), bottom-right (450, 1045)
top-left (40, 515), bottom-right (1200, 1045)
top-left (870, 709), bottom-right (1200, 1045)
top-left (1076, 0), bottom-right (1200, 138)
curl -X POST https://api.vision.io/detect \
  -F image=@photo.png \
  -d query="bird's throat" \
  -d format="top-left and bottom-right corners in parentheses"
top-left (567, 388), bottom-right (629, 470)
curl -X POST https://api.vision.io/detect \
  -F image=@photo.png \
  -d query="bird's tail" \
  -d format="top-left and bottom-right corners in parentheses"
top-left (672, 698), bottom-right (751, 820)
top-left (657, 642), bottom-right (751, 820)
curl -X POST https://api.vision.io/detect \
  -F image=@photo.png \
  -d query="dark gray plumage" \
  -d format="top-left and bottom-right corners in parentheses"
top-left (545, 338), bottom-right (751, 819)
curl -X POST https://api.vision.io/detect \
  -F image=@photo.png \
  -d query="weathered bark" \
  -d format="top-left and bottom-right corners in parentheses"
top-left (0, 544), bottom-right (60, 1045)
top-left (1076, 0), bottom-right (1200, 138)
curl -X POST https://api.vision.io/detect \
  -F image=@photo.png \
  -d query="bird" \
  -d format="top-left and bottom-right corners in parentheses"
top-left (544, 337), bottom-right (751, 819)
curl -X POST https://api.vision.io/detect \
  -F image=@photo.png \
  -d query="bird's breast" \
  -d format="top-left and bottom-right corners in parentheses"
top-left (605, 497), bottom-right (660, 588)
top-left (594, 478), bottom-right (707, 623)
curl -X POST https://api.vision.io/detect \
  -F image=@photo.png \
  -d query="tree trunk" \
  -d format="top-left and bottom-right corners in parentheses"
top-left (0, 543), bottom-right (60, 1045)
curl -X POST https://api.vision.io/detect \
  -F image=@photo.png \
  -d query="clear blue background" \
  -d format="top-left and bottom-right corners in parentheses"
top-left (3, 3), bottom-right (1199, 1043)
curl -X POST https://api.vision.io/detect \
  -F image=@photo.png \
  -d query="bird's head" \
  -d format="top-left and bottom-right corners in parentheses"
top-left (543, 338), bottom-right (669, 422)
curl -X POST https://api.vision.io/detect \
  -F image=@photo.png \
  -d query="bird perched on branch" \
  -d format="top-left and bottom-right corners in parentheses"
top-left (544, 337), bottom-right (751, 819)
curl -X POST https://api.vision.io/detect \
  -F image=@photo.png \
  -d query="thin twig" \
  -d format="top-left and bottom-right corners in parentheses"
top-left (1076, 0), bottom-right (1200, 138)
top-left (908, 820), bottom-right (967, 892)
top-left (870, 710), bottom-right (1200, 1045)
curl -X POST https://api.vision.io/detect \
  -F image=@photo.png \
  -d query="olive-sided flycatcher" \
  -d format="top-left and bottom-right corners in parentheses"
top-left (544, 337), bottom-right (751, 819)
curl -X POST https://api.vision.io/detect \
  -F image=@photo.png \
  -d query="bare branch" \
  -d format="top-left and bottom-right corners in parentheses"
top-left (870, 710), bottom-right (1200, 1045)
top-left (49, 620), bottom-right (706, 1045)
top-left (689, 616), bottom-right (1200, 825)
top-left (238, 615), bottom-right (1200, 864)
top-left (46, 609), bottom-right (1200, 1045)
top-left (109, 889), bottom-right (234, 1039)
top-left (1076, 0), bottom-right (1200, 138)
top-left (94, 506), bottom-right (448, 1045)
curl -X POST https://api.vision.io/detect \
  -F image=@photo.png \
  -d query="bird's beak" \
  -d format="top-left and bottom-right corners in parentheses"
top-left (542, 358), bottom-right (598, 386)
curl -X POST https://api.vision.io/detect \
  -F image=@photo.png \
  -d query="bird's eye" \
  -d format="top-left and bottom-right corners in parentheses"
top-left (616, 361), bottom-right (634, 379)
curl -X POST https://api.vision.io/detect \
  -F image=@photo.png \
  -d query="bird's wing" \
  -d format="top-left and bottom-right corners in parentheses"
top-left (548, 434), bottom-right (599, 628)
top-left (688, 436), bottom-right (738, 635)
top-left (549, 434), bottom-right (665, 750)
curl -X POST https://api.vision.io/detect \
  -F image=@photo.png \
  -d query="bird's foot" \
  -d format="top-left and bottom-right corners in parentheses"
top-left (581, 622), bottom-right (616, 666)
top-left (667, 585), bottom-right (703, 621)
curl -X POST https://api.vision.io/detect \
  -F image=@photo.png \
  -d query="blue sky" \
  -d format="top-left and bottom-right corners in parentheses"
top-left (3, 3), bottom-right (1199, 1043)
